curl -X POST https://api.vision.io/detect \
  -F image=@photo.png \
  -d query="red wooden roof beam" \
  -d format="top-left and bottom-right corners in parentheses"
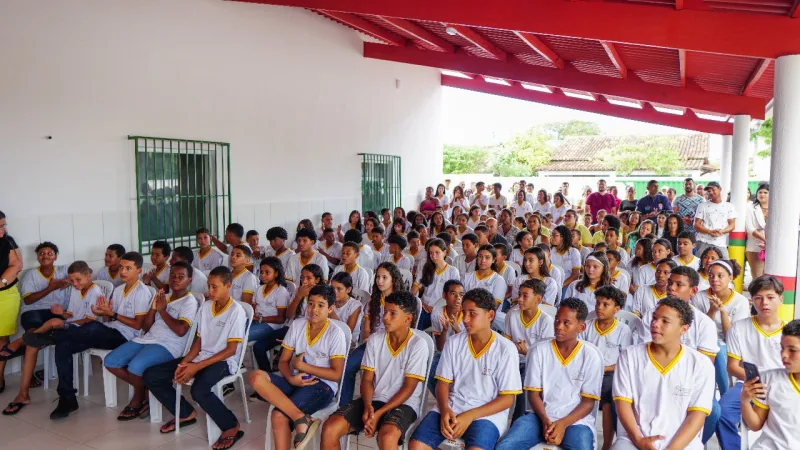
top-left (442, 75), bottom-right (733, 134)
top-left (600, 41), bottom-right (627, 79)
top-left (365, 43), bottom-right (766, 118)
top-left (791, 0), bottom-right (800, 17)
top-left (380, 17), bottom-right (455, 52)
top-left (742, 59), bottom-right (772, 96)
top-left (513, 31), bottom-right (564, 69)
top-left (316, 10), bottom-right (406, 46)
top-left (445, 24), bottom-right (507, 60)
top-left (240, 0), bottom-right (800, 59)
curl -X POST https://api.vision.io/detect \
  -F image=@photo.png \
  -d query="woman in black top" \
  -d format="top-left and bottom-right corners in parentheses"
top-left (620, 185), bottom-right (638, 212)
top-left (0, 210), bottom-right (23, 393)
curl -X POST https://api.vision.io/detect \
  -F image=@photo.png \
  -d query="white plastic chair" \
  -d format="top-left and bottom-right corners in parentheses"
top-left (586, 309), bottom-right (644, 344)
top-left (265, 319), bottom-right (352, 450)
top-left (414, 296), bottom-right (423, 329)
top-left (148, 318), bottom-right (199, 424)
top-left (352, 289), bottom-right (371, 309)
top-left (539, 303), bottom-right (557, 317)
top-left (740, 420), bottom-right (763, 450)
top-left (341, 330), bottom-right (435, 450)
top-left (505, 261), bottom-right (521, 277)
top-left (398, 268), bottom-right (413, 290)
top-left (174, 302), bottom-right (254, 444)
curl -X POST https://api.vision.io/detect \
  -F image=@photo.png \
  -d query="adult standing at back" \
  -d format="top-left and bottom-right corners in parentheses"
top-left (585, 179), bottom-right (617, 223)
top-left (694, 181), bottom-right (736, 259)
top-left (0, 210), bottom-right (23, 393)
top-left (673, 177), bottom-right (704, 235)
top-left (619, 186), bottom-right (638, 212)
top-left (636, 179), bottom-right (673, 221)
top-left (745, 183), bottom-right (769, 278)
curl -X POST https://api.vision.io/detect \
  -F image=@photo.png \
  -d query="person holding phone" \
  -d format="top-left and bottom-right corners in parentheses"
top-left (740, 319), bottom-right (800, 449)
top-left (716, 275), bottom-right (787, 449)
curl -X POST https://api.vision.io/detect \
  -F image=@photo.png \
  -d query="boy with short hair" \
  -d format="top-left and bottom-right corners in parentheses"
top-left (740, 319), bottom-right (800, 449)
top-left (409, 288), bottom-right (521, 450)
top-left (371, 226), bottom-right (390, 266)
top-left (104, 262), bottom-right (199, 421)
top-left (50, 252), bottom-right (151, 419)
top-left (716, 275), bottom-right (787, 449)
top-left (405, 231), bottom-right (426, 276)
top-left (317, 227), bottom-right (343, 274)
top-left (473, 225), bottom-right (491, 247)
top-left (427, 280), bottom-right (465, 396)
top-left (631, 259), bottom-right (675, 317)
top-left (322, 291), bottom-right (430, 449)
top-left (613, 297), bottom-right (715, 450)
top-left (413, 224), bottom-right (429, 248)
top-left (333, 242), bottom-right (371, 293)
top-left (604, 228), bottom-right (629, 269)
top-left (580, 285), bottom-right (633, 450)
top-left (489, 182), bottom-right (508, 211)
top-left (144, 267), bottom-right (247, 448)
top-left (14, 242), bottom-right (69, 346)
top-left (229, 245), bottom-right (258, 306)
top-left (193, 227), bottom-right (224, 273)
top-left (246, 229), bottom-right (265, 271)
top-left (453, 233), bottom-right (478, 275)
top-left (383, 235), bottom-right (413, 271)
top-left (344, 229), bottom-right (376, 272)
top-left (211, 223), bottom-right (245, 267)
top-left (170, 246), bottom-right (208, 296)
top-left (286, 228), bottom-right (330, 284)
top-left (93, 244), bottom-right (127, 287)
top-left (4, 261), bottom-right (100, 416)
top-left (496, 297), bottom-right (601, 450)
top-left (493, 243), bottom-right (516, 290)
top-left (249, 285), bottom-right (347, 450)
top-left (673, 231), bottom-right (700, 270)
top-left (606, 250), bottom-right (631, 302)
top-left (265, 226), bottom-right (295, 270)
top-left (143, 240), bottom-right (171, 292)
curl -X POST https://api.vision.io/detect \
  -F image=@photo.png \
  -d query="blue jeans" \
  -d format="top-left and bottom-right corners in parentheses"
top-left (21, 309), bottom-right (58, 330)
top-left (716, 381), bottom-right (742, 450)
top-left (339, 343), bottom-right (366, 406)
top-left (496, 412), bottom-right (594, 450)
top-left (512, 363), bottom-right (526, 420)
top-left (417, 310), bottom-right (432, 330)
top-left (703, 397), bottom-right (721, 444)
top-left (54, 321), bottom-right (127, 397)
top-left (715, 342), bottom-right (729, 397)
top-left (104, 341), bottom-right (174, 377)
top-left (427, 352), bottom-right (441, 396)
top-left (249, 323), bottom-right (288, 371)
top-left (410, 411), bottom-right (500, 450)
top-left (268, 372), bottom-right (334, 423)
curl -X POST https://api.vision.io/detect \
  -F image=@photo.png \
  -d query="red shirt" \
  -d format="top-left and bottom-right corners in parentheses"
top-left (585, 192), bottom-right (617, 222)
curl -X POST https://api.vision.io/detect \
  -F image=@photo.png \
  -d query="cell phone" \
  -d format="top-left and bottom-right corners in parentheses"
top-left (743, 361), bottom-right (760, 382)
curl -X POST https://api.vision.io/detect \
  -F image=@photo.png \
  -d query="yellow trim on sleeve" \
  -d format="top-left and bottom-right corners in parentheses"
top-left (727, 352), bottom-right (742, 361)
top-left (431, 331), bottom-right (441, 336)
top-left (22, 292), bottom-right (31, 298)
top-left (86, 316), bottom-right (97, 321)
top-left (242, 290), bottom-right (254, 295)
top-left (524, 387), bottom-right (543, 392)
top-left (687, 407), bottom-right (711, 416)
top-left (195, 332), bottom-right (201, 338)
top-left (281, 343), bottom-right (294, 351)
top-left (330, 354), bottom-right (345, 359)
top-left (613, 396), bottom-right (633, 404)
top-left (413, 282), bottom-right (422, 289)
top-left (227, 338), bottom-right (243, 343)
top-left (632, 312), bottom-right (642, 318)
top-left (179, 318), bottom-right (192, 326)
top-left (360, 366), bottom-right (375, 372)
top-left (752, 399), bottom-right (769, 410)
top-left (434, 376), bottom-right (453, 384)
top-left (499, 390), bottom-right (522, 395)
top-left (580, 393), bottom-right (601, 401)
top-left (285, 277), bottom-right (294, 282)
top-left (277, 306), bottom-right (288, 309)
top-left (405, 374), bottom-right (426, 381)
top-left (698, 349), bottom-right (718, 357)
top-left (135, 312), bottom-right (148, 316)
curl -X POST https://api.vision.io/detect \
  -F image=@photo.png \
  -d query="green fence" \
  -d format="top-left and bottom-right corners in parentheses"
top-left (130, 136), bottom-right (231, 255)
top-left (617, 178), bottom-right (765, 197)
top-left (360, 153), bottom-right (402, 213)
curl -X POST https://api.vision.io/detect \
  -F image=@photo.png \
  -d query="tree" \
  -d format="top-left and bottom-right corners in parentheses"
top-left (443, 144), bottom-right (493, 174)
top-left (751, 118), bottom-right (772, 158)
top-left (600, 137), bottom-right (686, 176)
top-left (537, 120), bottom-right (602, 140)
top-left (492, 128), bottom-right (552, 176)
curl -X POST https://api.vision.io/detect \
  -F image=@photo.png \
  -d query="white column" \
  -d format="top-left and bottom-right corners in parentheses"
top-left (720, 135), bottom-right (733, 197)
top-left (729, 115), bottom-right (750, 292)
top-left (765, 55), bottom-right (800, 320)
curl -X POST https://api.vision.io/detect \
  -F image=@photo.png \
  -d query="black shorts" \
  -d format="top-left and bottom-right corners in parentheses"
top-left (600, 371), bottom-right (614, 407)
top-left (333, 399), bottom-right (418, 444)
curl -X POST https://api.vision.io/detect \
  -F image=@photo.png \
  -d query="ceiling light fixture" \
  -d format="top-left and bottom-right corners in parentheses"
top-left (445, 26), bottom-right (458, 36)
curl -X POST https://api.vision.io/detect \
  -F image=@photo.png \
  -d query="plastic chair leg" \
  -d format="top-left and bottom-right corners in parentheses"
top-left (102, 366), bottom-right (118, 408)
top-left (43, 347), bottom-right (50, 391)
top-left (206, 383), bottom-right (223, 445)
top-left (239, 376), bottom-right (250, 424)
top-left (149, 392), bottom-right (163, 423)
top-left (82, 352), bottom-right (90, 397)
top-left (72, 353), bottom-right (80, 393)
top-left (174, 384), bottom-right (183, 435)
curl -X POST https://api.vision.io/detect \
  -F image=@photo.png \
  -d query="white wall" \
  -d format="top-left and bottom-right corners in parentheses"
top-left (0, 0), bottom-right (443, 269)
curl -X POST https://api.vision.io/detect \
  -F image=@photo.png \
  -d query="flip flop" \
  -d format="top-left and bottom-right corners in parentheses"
top-left (2, 402), bottom-right (28, 416)
top-left (212, 430), bottom-right (244, 450)
top-left (117, 406), bottom-right (141, 421)
top-left (292, 415), bottom-right (320, 450)
top-left (159, 417), bottom-right (197, 434)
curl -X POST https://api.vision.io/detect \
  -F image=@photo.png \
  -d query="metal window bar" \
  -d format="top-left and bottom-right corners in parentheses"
top-left (359, 153), bottom-right (401, 214)
top-left (130, 136), bottom-right (231, 255)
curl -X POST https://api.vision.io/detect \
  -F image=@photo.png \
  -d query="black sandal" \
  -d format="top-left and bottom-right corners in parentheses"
top-left (117, 406), bottom-right (141, 421)
top-left (2, 402), bottom-right (28, 416)
top-left (292, 414), bottom-right (320, 450)
top-left (159, 417), bottom-right (197, 433)
top-left (212, 430), bottom-right (244, 450)
top-left (29, 372), bottom-right (43, 389)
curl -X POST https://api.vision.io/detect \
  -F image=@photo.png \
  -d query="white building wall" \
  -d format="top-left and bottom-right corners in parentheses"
top-left (0, 0), bottom-right (443, 270)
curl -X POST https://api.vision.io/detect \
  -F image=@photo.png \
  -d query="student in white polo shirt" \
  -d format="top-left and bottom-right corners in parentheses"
top-left (193, 227), bottom-right (225, 273)
top-left (579, 285), bottom-right (633, 450)
top-left (249, 285), bottom-right (347, 450)
top-left (497, 298), bottom-right (602, 450)
top-left (144, 266), bottom-right (247, 449)
top-left (264, 227), bottom-right (295, 271)
top-left (316, 227), bottom-right (342, 275)
top-left (228, 245), bottom-right (258, 306)
top-left (408, 288), bottom-right (521, 450)
top-left (427, 280), bottom-right (465, 396)
top-left (169, 246), bottom-right (208, 297)
top-left (322, 291), bottom-right (429, 449)
top-left (716, 276), bottom-right (786, 449)
top-left (329, 272), bottom-right (362, 344)
top-left (673, 231), bottom-right (700, 270)
top-left (564, 252), bottom-right (612, 312)
top-left (462, 244), bottom-right (506, 308)
top-left (511, 247), bottom-right (559, 308)
top-left (142, 240), bottom-right (171, 292)
top-left (332, 242), bottom-right (371, 293)
top-left (383, 234), bottom-right (414, 272)
top-left (741, 319), bottom-right (800, 450)
top-left (612, 297), bottom-right (715, 450)
top-left (250, 257), bottom-right (291, 373)
top-left (286, 228), bottom-right (330, 284)
top-left (93, 243), bottom-right (126, 287)
top-left (412, 238), bottom-right (460, 331)
top-left (630, 258), bottom-right (675, 317)
top-left (104, 262), bottom-right (198, 421)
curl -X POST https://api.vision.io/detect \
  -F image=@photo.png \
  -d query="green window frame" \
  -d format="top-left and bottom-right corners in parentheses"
top-left (130, 136), bottom-right (231, 255)
top-left (360, 153), bottom-right (402, 213)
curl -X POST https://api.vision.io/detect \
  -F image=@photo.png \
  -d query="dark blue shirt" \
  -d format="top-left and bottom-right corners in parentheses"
top-left (636, 194), bottom-right (673, 215)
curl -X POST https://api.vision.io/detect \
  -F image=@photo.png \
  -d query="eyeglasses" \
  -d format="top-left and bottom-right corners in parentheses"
top-left (0, 224), bottom-right (7, 230)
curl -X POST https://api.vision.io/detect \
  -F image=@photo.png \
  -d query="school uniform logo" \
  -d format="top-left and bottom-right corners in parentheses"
top-left (672, 385), bottom-right (692, 397)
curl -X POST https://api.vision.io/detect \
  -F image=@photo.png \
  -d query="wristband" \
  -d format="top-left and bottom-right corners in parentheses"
top-left (112, 312), bottom-right (118, 320)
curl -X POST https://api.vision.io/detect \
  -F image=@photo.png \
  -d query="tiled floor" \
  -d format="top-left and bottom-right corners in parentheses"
top-left (0, 357), bottom-right (721, 450)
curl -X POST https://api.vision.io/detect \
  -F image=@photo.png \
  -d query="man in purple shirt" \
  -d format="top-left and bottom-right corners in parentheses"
top-left (585, 179), bottom-right (617, 223)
